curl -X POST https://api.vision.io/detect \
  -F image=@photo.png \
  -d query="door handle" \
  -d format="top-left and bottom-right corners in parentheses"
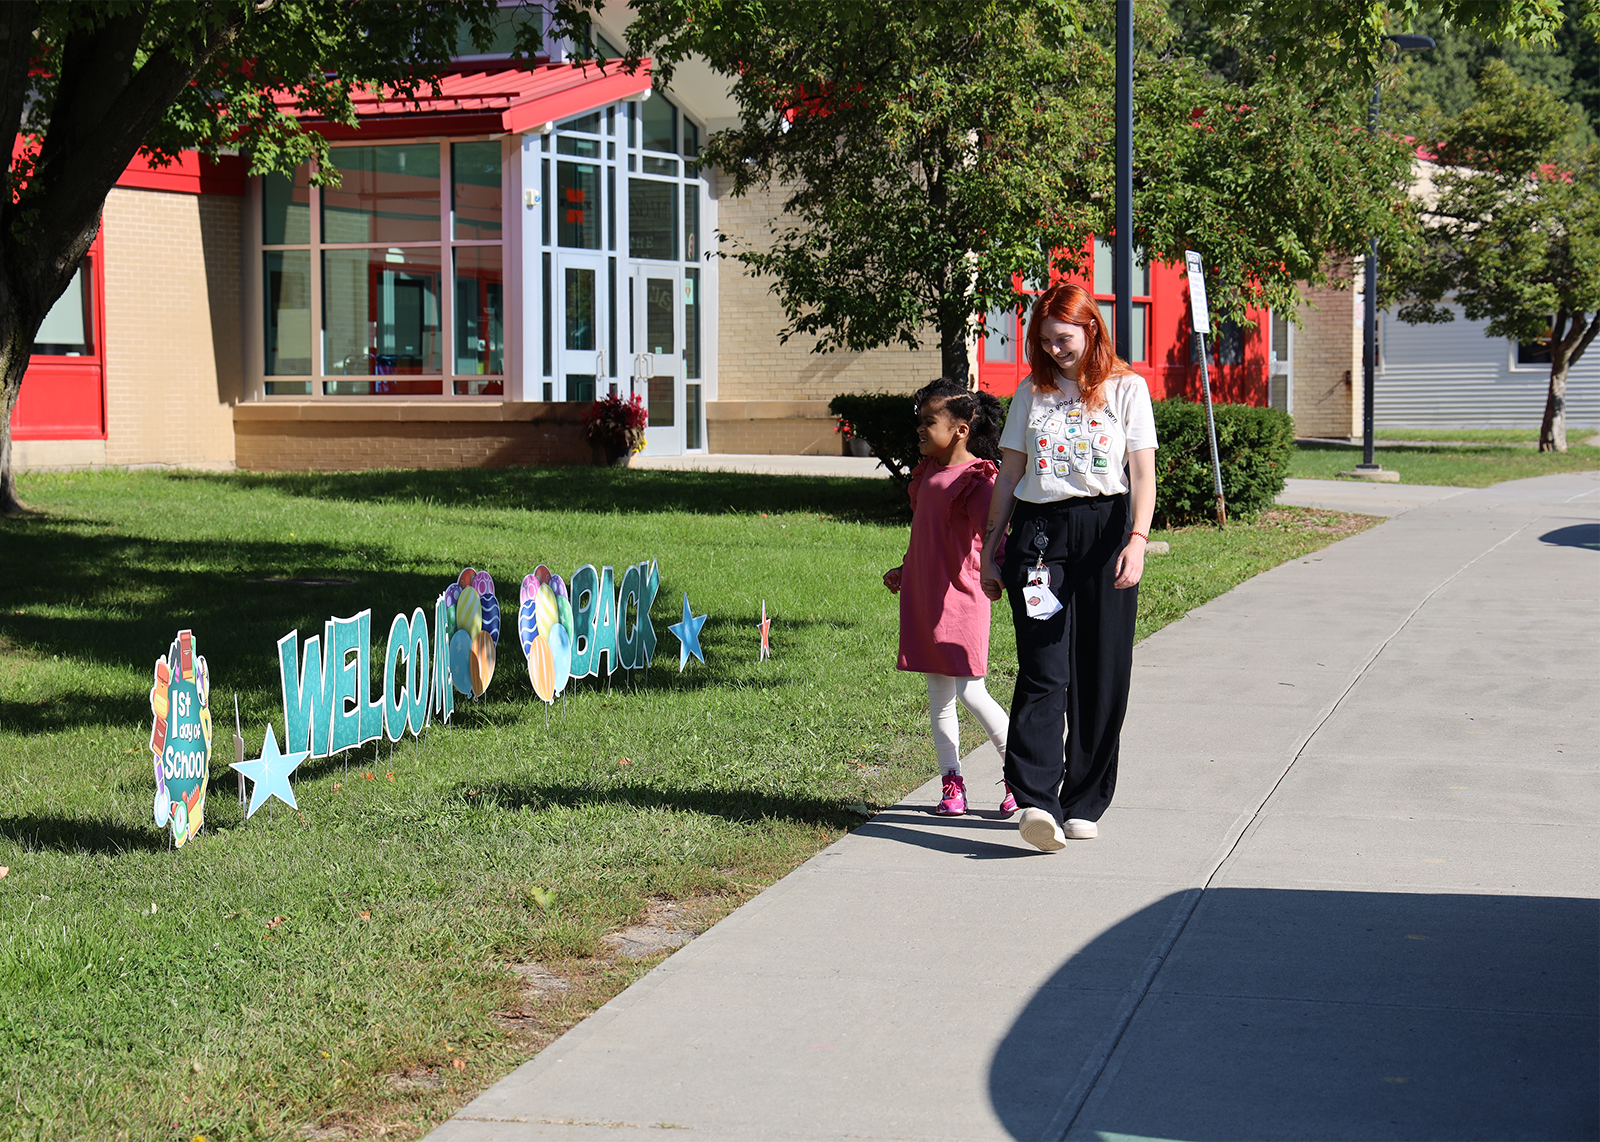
top-left (595, 350), bottom-right (606, 377)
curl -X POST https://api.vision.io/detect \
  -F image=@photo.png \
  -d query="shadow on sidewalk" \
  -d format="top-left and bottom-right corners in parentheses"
top-left (990, 888), bottom-right (1598, 1142)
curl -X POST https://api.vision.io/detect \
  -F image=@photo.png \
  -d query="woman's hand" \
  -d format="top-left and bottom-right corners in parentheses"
top-left (1116, 447), bottom-right (1157, 590)
top-left (883, 566), bottom-right (903, 594)
top-left (980, 448), bottom-right (1025, 602)
top-left (980, 557), bottom-right (1004, 601)
top-left (1113, 537), bottom-right (1145, 589)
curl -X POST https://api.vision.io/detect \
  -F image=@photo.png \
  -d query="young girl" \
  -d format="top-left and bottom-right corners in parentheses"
top-left (884, 378), bottom-right (1016, 817)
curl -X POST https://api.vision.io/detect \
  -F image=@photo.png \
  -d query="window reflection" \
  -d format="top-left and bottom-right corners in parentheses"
top-left (36, 265), bottom-right (94, 357)
top-left (323, 248), bottom-right (442, 393)
top-left (452, 142), bottom-right (501, 240)
top-left (323, 145), bottom-right (441, 244)
top-left (454, 246), bottom-right (504, 383)
top-left (629, 180), bottom-right (676, 260)
top-left (558, 161), bottom-right (601, 249)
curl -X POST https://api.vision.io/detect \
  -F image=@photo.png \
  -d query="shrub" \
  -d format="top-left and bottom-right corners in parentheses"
top-left (828, 392), bottom-right (923, 484)
top-left (583, 393), bottom-right (648, 454)
top-left (1151, 399), bottom-right (1295, 526)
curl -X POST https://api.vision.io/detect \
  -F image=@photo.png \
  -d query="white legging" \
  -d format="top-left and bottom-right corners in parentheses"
top-left (926, 673), bottom-right (1009, 775)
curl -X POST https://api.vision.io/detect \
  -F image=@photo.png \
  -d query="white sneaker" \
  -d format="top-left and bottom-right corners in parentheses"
top-left (1064, 818), bottom-right (1099, 840)
top-left (1018, 807), bottom-right (1066, 852)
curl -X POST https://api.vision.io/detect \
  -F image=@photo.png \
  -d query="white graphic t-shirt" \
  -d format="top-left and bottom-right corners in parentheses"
top-left (999, 372), bottom-right (1158, 502)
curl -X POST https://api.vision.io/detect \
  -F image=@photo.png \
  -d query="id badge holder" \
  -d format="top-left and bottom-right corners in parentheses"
top-left (1024, 532), bottom-right (1063, 620)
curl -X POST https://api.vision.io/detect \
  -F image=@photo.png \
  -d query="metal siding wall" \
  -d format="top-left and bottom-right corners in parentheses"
top-left (1378, 306), bottom-right (1600, 429)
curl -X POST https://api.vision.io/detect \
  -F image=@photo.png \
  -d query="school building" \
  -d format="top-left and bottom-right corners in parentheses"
top-left (14, 10), bottom-right (1586, 474)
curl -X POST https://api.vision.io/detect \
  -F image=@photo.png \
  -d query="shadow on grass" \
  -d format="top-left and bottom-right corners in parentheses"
top-left (0, 813), bottom-right (170, 854)
top-left (450, 779), bottom-right (869, 830)
top-left (171, 467), bottom-right (908, 524)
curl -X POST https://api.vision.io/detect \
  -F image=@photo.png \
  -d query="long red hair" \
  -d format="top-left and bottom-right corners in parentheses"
top-left (1024, 282), bottom-right (1128, 413)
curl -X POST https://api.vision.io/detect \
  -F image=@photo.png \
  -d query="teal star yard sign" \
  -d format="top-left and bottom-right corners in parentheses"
top-left (668, 592), bottom-right (707, 672)
top-left (231, 724), bottom-right (309, 818)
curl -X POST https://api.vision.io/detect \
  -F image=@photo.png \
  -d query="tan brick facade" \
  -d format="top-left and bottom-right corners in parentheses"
top-left (101, 187), bottom-right (242, 468)
top-left (1290, 261), bottom-right (1362, 439)
top-left (234, 401), bottom-right (591, 472)
top-left (713, 175), bottom-right (946, 411)
top-left (704, 400), bottom-right (838, 455)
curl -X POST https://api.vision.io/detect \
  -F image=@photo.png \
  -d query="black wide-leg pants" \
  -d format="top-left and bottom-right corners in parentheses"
top-left (1001, 493), bottom-right (1137, 825)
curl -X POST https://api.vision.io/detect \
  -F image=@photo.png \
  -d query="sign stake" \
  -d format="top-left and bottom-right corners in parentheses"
top-left (1186, 251), bottom-right (1228, 527)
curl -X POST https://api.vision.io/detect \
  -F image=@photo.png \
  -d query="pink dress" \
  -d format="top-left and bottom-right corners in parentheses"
top-left (897, 458), bottom-right (998, 677)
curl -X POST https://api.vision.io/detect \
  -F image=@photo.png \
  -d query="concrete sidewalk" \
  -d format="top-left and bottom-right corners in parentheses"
top-left (432, 472), bottom-right (1599, 1142)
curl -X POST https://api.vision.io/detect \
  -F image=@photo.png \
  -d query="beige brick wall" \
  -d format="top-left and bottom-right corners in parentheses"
top-left (705, 400), bottom-right (838, 455)
top-left (1291, 261), bottom-right (1362, 439)
top-left (233, 402), bottom-right (591, 472)
top-left (102, 187), bottom-right (242, 467)
top-left (713, 175), bottom-right (945, 409)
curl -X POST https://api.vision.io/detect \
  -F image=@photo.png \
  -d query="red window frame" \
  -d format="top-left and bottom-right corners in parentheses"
top-left (11, 230), bottom-right (107, 441)
top-left (976, 237), bottom-right (1271, 407)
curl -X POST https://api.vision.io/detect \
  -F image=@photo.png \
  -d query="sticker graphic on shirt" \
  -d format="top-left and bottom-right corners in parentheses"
top-left (1073, 439), bottom-right (1091, 456)
top-left (1054, 442), bottom-right (1069, 456)
top-left (1036, 435), bottom-right (1051, 453)
top-left (1088, 417), bottom-right (1103, 429)
top-left (1037, 457), bottom-right (1050, 471)
top-left (1043, 415), bottom-right (1063, 434)
top-left (1053, 460), bottom-right (1071, 476)
top-left (1093, 433), bottom-right (1113, 454)
top-left (1092, 456), bottom-right (1109, 471)
top-left (1066, 408), bottom-right (1082, 422)
top-left (1064, 424), bottom-right (1082, 438)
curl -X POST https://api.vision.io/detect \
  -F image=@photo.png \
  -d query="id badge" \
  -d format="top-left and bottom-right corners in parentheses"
top-left (1024, 534), bottom-right (1063, 620)
top-left (1025, 563), bottom-right (1063, 620)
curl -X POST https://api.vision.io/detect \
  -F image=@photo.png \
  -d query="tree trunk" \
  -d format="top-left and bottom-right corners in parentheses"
top-left (0, 313), bottom-right (33, 516)
top-left (1538, 354), bottom-right (1568, 453)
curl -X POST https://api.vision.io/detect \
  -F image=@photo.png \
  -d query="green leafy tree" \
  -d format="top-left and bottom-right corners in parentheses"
top-left (588, 0), bottom-right (1415, 389)
top-left (0, 0), bottom-right (513, 517)
top-left (1391, 60), bottom-right (1600, 451)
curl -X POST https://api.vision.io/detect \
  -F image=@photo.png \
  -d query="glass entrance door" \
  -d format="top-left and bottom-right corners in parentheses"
top-left (556, 254), bottom-right (608, 403)
top-left (632, 266), bottom-right (684, 455)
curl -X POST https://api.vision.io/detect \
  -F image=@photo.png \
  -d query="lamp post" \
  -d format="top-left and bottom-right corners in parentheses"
top-left (1355, 32), bottom-right (1435, 476)
top-left (1114, 0), bottom-right (1133, 362)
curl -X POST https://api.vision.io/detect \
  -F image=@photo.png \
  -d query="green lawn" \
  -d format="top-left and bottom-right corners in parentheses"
top-left (1374, 427), bottom-right (1598, 445)
top-left (1290, 440), bottom-right (1600, 486)
top-left (1, 468), bottom-right (1375, 1142)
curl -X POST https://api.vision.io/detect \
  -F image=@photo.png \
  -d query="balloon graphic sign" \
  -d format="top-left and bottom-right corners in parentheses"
top-left (519, 566), bottom-right (575, 704)
top-left (441, 568), bottom-right (499, 699)
top-left (149, 630), bottom-right (212, 848)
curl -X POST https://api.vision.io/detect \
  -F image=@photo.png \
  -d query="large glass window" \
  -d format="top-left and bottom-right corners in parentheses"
top-left (35, 266), bottom-right (94, 357)
top-left (558, 161), bottom-right (602, 249)
top-left (263, 168), bottom-right (311, 245)
top-left (322, 145), bottom-right (440, 244)
top-left (323, 248), bottom-right (442, 391)
top-left (264, 252), bottom-right (312, 381)
top-left (1091, 235), bottom-right (1150, 364)
top-left (630, 180), bottom-right (677, 260)
top-left (454, 246), bottom-right (503, 384)
top-left (452, 141), bottom-right (501, 240)
top-left (256, 140), bottom-right (505, 398)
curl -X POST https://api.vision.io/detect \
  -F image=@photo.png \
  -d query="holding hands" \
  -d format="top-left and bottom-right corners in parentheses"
top-left (883, 565), bottom-right (903, 594)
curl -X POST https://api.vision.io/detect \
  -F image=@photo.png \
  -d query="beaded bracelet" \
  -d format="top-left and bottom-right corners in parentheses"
top-left (1128, 530), bottom-right (1149, 542)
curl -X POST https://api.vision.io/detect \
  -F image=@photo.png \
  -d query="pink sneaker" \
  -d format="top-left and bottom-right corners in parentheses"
top-left (998, 782), bottom-right (1018, 816)
top-left (935, 772), bottom-right (967, 815)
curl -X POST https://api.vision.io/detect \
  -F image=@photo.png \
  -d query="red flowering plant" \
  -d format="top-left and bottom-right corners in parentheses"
top-left (582, 392), bottom-right (648, 455)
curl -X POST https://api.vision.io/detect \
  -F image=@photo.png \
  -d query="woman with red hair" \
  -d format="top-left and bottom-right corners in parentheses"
top-left (977, 282), bottom-right (1158, 852)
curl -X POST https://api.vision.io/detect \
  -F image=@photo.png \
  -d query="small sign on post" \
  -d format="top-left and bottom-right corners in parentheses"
top-left (1185, 251), bottom-right (1227, 528)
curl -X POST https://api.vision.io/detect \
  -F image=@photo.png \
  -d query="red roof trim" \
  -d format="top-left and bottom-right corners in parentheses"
top-left (276, 63), bottom-right (652, 138)
top-left (116, 152), bottom-right (247, 196)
